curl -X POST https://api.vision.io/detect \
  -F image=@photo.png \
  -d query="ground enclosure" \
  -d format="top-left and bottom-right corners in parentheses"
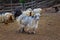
top-left (0, 11), bottom-right (60, 40)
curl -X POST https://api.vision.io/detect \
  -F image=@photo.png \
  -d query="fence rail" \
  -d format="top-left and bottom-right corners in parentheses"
top-left (0, 0), bottom-right (55, 12)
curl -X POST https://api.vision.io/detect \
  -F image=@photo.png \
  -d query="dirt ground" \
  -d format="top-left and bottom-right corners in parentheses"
top-left (0, 12), bottom-right (60, 40)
